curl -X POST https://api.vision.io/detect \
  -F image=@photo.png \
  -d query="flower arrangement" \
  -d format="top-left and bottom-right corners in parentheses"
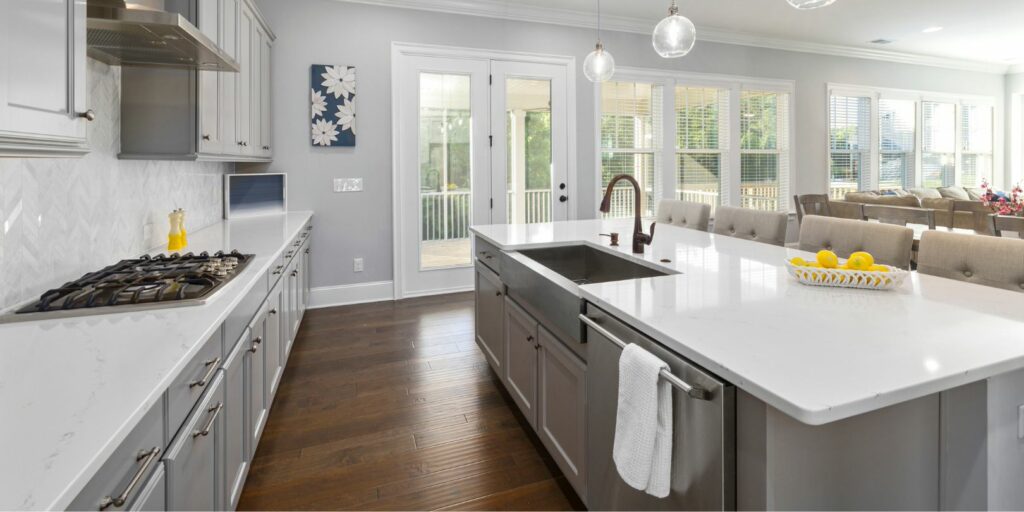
top-left (980, 179), bottom-right (1024, 216)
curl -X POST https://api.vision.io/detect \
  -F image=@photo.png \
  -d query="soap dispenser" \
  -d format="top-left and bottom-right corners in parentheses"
top-left (178, 209), bottom-right (188, 247)
top-left (167, 210), bottom-right (184, 252)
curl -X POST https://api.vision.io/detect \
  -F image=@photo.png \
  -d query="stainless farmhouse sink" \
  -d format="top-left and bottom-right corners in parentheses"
top-left (517, 244), bottom-right (672, 285)
top-left (500, 244), bottom-right (675, 359)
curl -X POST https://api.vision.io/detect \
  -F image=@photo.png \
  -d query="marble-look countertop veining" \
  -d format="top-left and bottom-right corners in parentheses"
top-left (0, 211), bottom-right (313, 511)
top-left (471, 219), bottom-right (1024, 425)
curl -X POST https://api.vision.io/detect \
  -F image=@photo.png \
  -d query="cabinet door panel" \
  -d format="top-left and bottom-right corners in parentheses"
top-left (245, 307), bottom-right (268, 454)
top-left (220, 0), bottom-right (238, 155)
top-left (196, 0), bottom-right (221, 153)
top-left (165, 373), bottom-right (225, 511)
top-left (223, 327), bottom-right (249, 511)
top-left (474, 265), bottom-right (504, 378)
top-left (504, 298), bottom-right (538, 427)
top-left (265, 280), bottom-right (283, 399)
top-left (259, 29), bottom-right (272, 156)
top-left (129, 464), bottom-right (166, 511)
top-left (538, 326), bottom-right (587, 498)
top-left (235, 3), bottom-right (254, 154)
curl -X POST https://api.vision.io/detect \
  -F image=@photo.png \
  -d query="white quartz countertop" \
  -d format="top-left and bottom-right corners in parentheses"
top-left (471, 219), bottom-right (1024, 425)
top-left (0, 211), bottom-right (313, 511)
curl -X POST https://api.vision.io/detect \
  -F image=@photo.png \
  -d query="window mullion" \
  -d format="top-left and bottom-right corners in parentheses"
top-left (726, 84), bottom-right (741, 207)
top-left (662, 80), bottom-right (677, 203)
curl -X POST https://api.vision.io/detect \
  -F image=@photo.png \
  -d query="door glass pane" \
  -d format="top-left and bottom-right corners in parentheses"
top-left (419, 73), bottom-right (472, 270)
top-left (505, 78), bottom-right (552, 224)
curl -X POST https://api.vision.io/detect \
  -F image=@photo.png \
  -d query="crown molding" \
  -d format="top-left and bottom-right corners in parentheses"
top-left (334, 0), bottom-right (1011, 75)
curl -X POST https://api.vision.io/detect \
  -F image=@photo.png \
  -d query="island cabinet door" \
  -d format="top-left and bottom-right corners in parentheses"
top-left (165, 372), bottom-right (225, 512)
top-left (265, 280), bottom-right (283, 400)
top-left (129, 463), bottom-right (165, 511)
top-left (537, 326), bottom-right (587, 500)
top-left (474, 264), bottom-right (505, 379)
top-left (223, 327), bottom-right (249, 511)
top-left (504, 297), bottom-right (539, 427)
top-left (246, 302), bottom-right (270, 455)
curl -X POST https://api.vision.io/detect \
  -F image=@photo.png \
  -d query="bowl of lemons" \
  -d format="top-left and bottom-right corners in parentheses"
top-left (785, 250), bottom-right (909, 290)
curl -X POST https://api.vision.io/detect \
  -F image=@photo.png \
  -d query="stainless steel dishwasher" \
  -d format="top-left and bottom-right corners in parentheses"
top-left (582, 304), bottom-right (736, 511)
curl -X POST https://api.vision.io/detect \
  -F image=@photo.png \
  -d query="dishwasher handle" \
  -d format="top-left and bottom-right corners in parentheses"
top-left (580, 314), bottom-right (711, 401)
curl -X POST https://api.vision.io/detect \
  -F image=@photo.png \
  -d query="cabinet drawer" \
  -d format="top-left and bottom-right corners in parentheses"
top-left (475, 237), bottom-right (501, 275)
top-left (165, 372), bottom-right (225, 511)
top-left (68, 401), bottom-right (165, 511)
top-left (224, 275), bottom-right (268, 352)
top-left (166, 327), bottom-right (223, 442)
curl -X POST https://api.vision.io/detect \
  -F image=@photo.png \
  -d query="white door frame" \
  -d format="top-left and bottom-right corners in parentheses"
top-left (390, 42), bottom-right (577, 300)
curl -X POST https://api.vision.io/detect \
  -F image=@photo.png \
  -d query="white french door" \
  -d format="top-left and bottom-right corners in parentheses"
top-left (394, 47), bottom-right (573, 298)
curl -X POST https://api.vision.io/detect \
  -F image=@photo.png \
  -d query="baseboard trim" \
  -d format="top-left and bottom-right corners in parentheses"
top-left (309, 281), bottom-right (395, 309)
top-left (400, 284), bottom-right (475, 299)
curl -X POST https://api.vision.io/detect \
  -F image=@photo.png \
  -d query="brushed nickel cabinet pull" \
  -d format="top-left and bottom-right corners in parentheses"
top-left (188, 357), bottom-right (221, 389)
top-left (249, 336), bottom-right (262, 353)
top-left (192, 403), bottom-right (223, 438)
top-left (98, 446), bottom-right (160, 510)
top-left (291, 270), bottom-right (298, 277)
top-left (272, 265), bottom-right (283, 275)
top-left (78, 109), bottom-right (96, 121)
top-left (305, 248), bottom-right (310, 254)
top-left (201, 134), bottom-right (211, 141)
top-left (270, 308), bottom-right (278, 315)
top-left (495, 291), bottom-right (502, 297)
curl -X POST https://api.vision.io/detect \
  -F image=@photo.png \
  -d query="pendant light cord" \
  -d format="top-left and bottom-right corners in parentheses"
top-left (597, 0), bottom-right (602, 45)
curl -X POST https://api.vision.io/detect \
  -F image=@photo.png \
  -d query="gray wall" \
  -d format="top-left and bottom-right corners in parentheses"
top-left (254, 0), bottom-right (1005, 291)
top-left (0, 60), bottom-right (229, 310)
top-left (1006, 72), bottom-right (1024, 185)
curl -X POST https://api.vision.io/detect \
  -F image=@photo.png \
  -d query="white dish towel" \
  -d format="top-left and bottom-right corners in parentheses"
top-left (613, 343), bottom-right (674, 498)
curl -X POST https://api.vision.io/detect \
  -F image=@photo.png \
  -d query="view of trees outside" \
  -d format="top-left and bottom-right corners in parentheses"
top-left (740, 91), bottom-right (785, 210)
top-left (676, 87), bottom-right (724, 208)
top-left (828, 95), bottom-right (871, 198)
top-left (600, 81), bottom-right (660, 218)
top-left (418, 73), bottom-right (472, 244)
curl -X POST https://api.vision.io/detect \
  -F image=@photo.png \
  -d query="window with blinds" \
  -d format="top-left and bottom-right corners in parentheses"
top-left (828, 95), bottom-right (871, 199)
top-left (878, 99), bottom-right (916, 191)
top-left (675, 86), bottom-right (728, 210)
top-left (740, 90), bottom-right (789, 211)
top-left (600, 81), bottom-right (662, 218)
top-left (921, 101), bottom-right (956, 188)
top-left (960, 104), bottom-right (994, 187)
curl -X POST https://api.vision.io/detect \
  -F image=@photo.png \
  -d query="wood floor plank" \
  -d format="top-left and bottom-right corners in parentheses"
top-left (238, 292), bottom-right (581, 511)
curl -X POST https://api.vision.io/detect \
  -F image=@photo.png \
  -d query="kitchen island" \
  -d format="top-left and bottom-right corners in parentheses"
top-left (471, 218), bottom-right (1024, 510)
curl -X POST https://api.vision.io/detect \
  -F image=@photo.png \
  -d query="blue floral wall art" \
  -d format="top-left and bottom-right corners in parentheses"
top-left (311, 64), bottom-right (355, 147)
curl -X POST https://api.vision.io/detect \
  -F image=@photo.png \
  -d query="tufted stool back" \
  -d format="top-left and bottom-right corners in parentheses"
top-left (918, 231), bottom-right (1024, 292)
top-left (798, 216), bottom-right (914, 269)
top-left (655, 200), bottom-right (711, 232)
top-left (712, 206), bottom-right (788, 246)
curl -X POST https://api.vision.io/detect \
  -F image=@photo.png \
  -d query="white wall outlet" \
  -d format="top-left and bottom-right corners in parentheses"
top-left (1018, 404), bottom-right (1024, 439)
top-left (333, 178), bottom-right (363, 193)
top-left (353, 258), bottom-right (364, 272)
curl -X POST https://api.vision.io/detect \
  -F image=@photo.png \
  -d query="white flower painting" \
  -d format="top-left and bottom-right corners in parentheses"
top-left (311, 64), bottom-right (355, 146)
top-left (312, 118), bottom-right (339, 146)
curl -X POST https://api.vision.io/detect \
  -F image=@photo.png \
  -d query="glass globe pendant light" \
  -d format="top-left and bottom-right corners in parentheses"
top-left (652, 1), bottom-right (696, 58)
top-left (583, 0), bottom-right (615, 82)
top-left (786, 0), bottom-right (837, 9)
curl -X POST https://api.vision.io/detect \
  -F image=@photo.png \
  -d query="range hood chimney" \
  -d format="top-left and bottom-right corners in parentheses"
top-left (86, 0), bottom-right (240, 72)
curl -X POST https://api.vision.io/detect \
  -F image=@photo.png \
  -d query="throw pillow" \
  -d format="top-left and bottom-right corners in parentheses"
top-left (908, 187), bottom-right (942, 199)
top-left (938, 186), bottom-right (971, 200)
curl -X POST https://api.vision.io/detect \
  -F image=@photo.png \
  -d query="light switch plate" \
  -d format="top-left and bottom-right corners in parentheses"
top-left (353, 258), bottom-right (364, 272)
top-left (334, 178), bottom-right (363, 192)
top-left (1018, 404), bottom-right (1024, 439)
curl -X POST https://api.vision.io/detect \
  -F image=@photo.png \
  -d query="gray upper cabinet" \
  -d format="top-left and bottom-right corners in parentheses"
top-left (504, 297), bottom-right (539, 427)
top-left (120, 0), bottom-right (273, 162)
top-left (164, 373), bottom-right (225, 511)
top-left (475, 264), bottom-right (505, 379)
top-left (0, 0), bottom-right (89, 157)
top-left (537, 326), bottom-right (587, 499)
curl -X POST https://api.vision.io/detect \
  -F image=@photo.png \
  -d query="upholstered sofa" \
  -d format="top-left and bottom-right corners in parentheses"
top-left (838, 187), bottom-right (987, 229)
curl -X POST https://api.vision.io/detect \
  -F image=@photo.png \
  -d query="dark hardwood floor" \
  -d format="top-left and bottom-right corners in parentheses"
top-left (238, 292), bottom-right (585, 511)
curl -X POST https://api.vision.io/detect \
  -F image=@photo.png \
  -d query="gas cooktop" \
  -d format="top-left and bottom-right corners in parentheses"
top-left (1, 250), bottom-right (255, 323)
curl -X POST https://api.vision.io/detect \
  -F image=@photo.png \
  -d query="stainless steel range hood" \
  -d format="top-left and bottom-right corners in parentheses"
top-left (86, 0), bottom-right (240, 72)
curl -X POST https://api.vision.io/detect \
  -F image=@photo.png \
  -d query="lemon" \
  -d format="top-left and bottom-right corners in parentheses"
top-left (846, 253), bottom-right (873, 271)
top-left (791, 257), bottom-right (808, 266)
top-left (869, 264), bottom-right (889, 273)
top-left (816, 250), bottom-right (839, 269)
top-left (850, 251), bottom-right (875, 267)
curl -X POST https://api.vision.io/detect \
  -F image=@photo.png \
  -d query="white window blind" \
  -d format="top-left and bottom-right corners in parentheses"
top-left (828, 95), bottom-right (871, 199)
top-left (675, 86), bottom-right (729, 210)
top-left (600, 81), bottom-right (662, 218)
top-left (740, 90), bottom-right (789, 211)
top-left (921, 101), bottom-right (956, 188)
top-left (878, 99), bottom-right (916, 191)
top-left (960, 104), bottom-right (994, 187)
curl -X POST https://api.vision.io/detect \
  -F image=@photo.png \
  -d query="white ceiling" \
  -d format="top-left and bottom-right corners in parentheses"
top-left (345, 0), bottom-right (1024, 73)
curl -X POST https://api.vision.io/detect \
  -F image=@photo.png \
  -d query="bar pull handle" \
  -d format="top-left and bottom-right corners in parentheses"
top-left (188, 357), bottom-right (221, 388)
top-left (578, 314), bottom-right (710, 400)
top-left (98, 446), bottom-right (160, 510)
top-left (192, 402), bottom-right (224, 438)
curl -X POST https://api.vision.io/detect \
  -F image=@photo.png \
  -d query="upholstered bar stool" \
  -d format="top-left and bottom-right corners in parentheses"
top-left (712, 206), bottom-right (788, 246)
top-left (655, 199), bottom-right (711, 232)
top-left (918, 231), bottom-right (1024, 292)
top-left (798, 216), bottom-right (914, 270)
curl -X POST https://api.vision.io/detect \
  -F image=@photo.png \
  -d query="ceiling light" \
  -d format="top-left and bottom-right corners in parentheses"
top-left (584, 0), bottom-right (615, 82)
top-left (786, 0), bottom-right (837, 9)
top-left (652, 0), bottom-right (696, 59)
top-left (922, 26), bottom-right (943, 33)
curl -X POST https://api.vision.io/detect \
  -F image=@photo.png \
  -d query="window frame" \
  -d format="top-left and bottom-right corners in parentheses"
top-left (827, 83), bottom-right (1001, 193)
top-left (595, 67), bottom-right (795, 217)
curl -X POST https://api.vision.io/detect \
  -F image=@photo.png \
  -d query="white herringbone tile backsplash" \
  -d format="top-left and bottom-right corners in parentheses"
top-left (0, 60), bottom-right (231, 310)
